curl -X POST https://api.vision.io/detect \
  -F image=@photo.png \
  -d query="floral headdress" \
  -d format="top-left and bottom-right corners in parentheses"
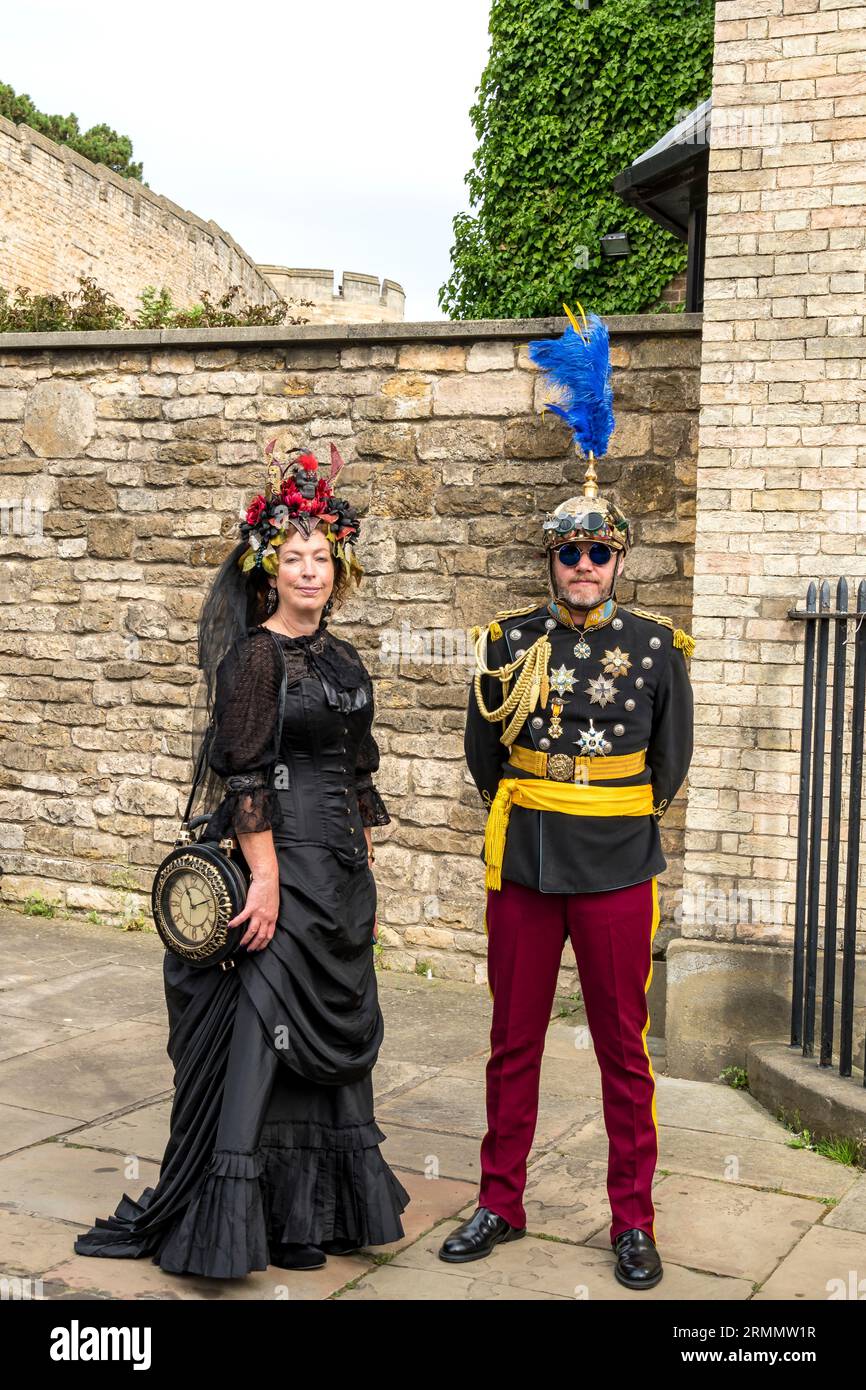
top-left (237, 436), bottom-right (363, 585)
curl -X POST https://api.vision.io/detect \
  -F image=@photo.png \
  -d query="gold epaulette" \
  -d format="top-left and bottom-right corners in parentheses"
top-left (628, 607), bottom-right (695, 660)
top-left (493, 601), bottom-right (539, 620)
top-left (629, 606), bottom-right (674, 630)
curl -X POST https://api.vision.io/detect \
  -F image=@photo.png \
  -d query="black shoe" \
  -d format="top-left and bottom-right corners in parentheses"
top-left (438, 1206), bottom-right (526, 1263)
top-left (268, 1242), bottom-right (326, 1270)
top-left (319, 1237), bottom-right (365, 1256)
top-left (612, 1228), bottom-right (663, 1289)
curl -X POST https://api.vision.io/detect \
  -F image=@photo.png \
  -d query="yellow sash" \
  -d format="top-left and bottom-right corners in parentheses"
top-left (484, 777), bottom-right (655, 891)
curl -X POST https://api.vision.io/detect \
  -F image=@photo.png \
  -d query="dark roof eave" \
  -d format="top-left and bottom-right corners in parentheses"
top-left (612, 143), bottom-right (710, 240)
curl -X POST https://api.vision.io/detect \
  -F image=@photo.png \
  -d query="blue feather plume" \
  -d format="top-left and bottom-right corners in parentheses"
top-left (528, 309), bottom-right (615, 458)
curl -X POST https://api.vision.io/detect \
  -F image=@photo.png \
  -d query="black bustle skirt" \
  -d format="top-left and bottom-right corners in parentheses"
top-left (73, 846), bottom-right (410, 1279)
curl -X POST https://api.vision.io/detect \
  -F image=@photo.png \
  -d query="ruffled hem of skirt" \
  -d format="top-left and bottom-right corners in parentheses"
top-left (73, 1124), bottom-right (411, 1277)
top-left (259, 1118), bottom-right (411, 1249)
top-left (153, 1149), bottom-right (269, 1278)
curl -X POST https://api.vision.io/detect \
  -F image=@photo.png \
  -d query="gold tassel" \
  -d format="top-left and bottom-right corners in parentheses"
top-left (673, 628), bottom-right (695, 659)
top-left (469, 624), bottom-right (482, 644)
top-left (528, 650), bottom-right (541, 713)
top-left (483, 783), bottom-right (514, 892)
top-left (490, 620), bottom-right (502, 641)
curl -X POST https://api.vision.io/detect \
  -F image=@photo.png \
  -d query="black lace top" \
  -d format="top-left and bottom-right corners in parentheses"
top-left (206, 623), bottom-right (390, 845)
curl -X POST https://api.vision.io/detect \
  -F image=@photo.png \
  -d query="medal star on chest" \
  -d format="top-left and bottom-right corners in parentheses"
top-left (584, 673), bottom-right (619, 708)
top-left (548, 663), bottom-right (577, 695)
top-left (601, 646), bottom-right (631, 677)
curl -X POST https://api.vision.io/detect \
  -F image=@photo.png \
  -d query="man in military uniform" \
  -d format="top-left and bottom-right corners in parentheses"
top-left (438, 460), bottom-right (694, 1290)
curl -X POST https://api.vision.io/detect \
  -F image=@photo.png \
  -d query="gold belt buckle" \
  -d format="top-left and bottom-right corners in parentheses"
top-left (546, 752), bottom-right (575, 782)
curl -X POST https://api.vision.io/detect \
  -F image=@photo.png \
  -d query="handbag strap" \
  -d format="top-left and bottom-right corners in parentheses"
top-left (179, 628), bottom-right (288, 830)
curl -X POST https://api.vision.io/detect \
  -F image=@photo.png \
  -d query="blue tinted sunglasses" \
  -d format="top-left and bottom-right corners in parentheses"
top-left (556, 541), bottom-right (613, 567)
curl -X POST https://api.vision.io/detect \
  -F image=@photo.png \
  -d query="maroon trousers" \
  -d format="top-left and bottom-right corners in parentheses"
top-left (478, 875), bottom-right (661, 1246)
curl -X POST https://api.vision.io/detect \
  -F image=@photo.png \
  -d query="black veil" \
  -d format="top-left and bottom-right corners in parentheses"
top-left (185, 540), bottom-right (268, 831)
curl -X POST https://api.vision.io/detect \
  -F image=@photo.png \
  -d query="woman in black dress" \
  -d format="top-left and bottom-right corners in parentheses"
top-left (73, 440), bottom-right (409, 1277)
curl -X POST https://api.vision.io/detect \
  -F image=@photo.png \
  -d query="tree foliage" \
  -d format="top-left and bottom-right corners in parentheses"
top-left (0, 81), bottom-right (144, 180)
top-left (439, 0), bottom-right (715, 319)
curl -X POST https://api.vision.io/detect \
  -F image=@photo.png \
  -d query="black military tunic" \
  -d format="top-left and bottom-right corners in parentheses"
top-left (464, 596), bottom-right (694, 895)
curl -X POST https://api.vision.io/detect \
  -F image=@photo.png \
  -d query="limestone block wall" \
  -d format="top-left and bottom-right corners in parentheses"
top-left (0, 316), bottom-right (700, 982)
top-left (0, 118), bottom-right (280, 314)
top-left (259, 268), bottom-right (406, 323)
top-left (670, 0), bottom-right (866, 1077)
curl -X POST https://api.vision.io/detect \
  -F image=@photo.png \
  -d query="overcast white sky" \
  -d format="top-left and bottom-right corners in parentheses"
top-left (8, 1), bottom-right (494, 320)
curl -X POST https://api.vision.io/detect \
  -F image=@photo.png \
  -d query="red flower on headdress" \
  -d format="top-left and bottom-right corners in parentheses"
top-left (298, 452), bottom-right (319, 472)
top-left (281, 478), bottom-right (317, 512)
top-left (246, 495), bottom-right (267, 525)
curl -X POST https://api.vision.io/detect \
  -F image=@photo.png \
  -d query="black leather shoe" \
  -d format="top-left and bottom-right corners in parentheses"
top-left (268, 1242), bottom-right (326, 1270)
top-left (320, 1237), bottom-right (364, 1256)
top-left (612, 1228), bottom-right (663, 1289)
top-left (438, 1206), bottom-right (526, 1263)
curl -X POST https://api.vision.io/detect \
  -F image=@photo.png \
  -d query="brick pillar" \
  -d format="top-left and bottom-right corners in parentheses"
top-left (668, 0), bottom-right (866, 1078)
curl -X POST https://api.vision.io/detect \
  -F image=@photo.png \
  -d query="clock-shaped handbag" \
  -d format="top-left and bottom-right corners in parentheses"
top-left (151, 629), bottom-right (287, 970)
top-left (152, 833), bottom-right (251, 969)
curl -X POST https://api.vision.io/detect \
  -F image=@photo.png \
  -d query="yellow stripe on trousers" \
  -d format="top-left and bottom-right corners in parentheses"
top-left (641, 876), bottom-right (661, 1245)
top-left (483, 896), bottom-right (494, 1005)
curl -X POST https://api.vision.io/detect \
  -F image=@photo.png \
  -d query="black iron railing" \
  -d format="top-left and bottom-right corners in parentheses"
top-left (789, 579), bottom-right (866, 1078)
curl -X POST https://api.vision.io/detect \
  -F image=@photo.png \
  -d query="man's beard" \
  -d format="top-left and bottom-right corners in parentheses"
top-left (551, 562), bottom-right (617, 612)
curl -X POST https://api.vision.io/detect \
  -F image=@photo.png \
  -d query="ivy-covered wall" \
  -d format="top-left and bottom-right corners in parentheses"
top-left (440, 0), bottom-right (715, 319)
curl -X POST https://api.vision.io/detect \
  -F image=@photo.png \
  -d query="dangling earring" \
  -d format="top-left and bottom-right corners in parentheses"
top-left (322, 595), bottom-right (334, 618)
top-left (265, 584), bottom-right (278, 616)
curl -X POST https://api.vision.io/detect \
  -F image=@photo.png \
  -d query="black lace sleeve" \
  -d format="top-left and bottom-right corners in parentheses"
top-left (355, 727), bottom-right (391, 827)
top-left (208, 630), bottom-right (284, 835)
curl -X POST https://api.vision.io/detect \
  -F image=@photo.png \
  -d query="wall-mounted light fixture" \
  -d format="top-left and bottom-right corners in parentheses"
top-left (600, 232), bottom-right (631, 259)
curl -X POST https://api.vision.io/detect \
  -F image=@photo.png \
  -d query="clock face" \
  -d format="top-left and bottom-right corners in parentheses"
top-left (160, 868), bottom-right (220, 947)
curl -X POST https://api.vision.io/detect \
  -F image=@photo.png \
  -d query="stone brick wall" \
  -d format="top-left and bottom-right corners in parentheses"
top-left (669, 0), bottom-right (866, 1077)
top-left (0, 316), bottom-right (700, 982)
top-left (0, 119), bottom-right (279, 314)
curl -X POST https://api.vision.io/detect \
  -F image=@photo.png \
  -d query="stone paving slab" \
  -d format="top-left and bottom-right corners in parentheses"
top-left (0, 954), bottom-right (124, 990)
top-left (0, 1209), bottom-right (94, 1280)
top-left (656, 1121), bottom-right (858, 1201)
top-left (54, 1099), bottom-right (173, 1166)
top-left (515, 1150), bottom-right (622, 1242)
top-left (752, 1224), bottom-right (866, 1300)
top-left (0, 1102), bottom-right (86, 1155)
top-left (0, 962), bottom-right (165, 1028)
top-left (366, 969), bottom-right (496, 1069)
top-left (1, 908), bottom-right (864, 1301)
top-left (0, 1012), bottom-right (92, 1065)
top-left (654, 1075), bottom-right (794, 1143)
top-left (379, 1124), bottom-right (485, 1184)
top-left (376, 1070), bottom-right (600, 1145)
top-left (0, 1137), bottom-right (164, 1226)
top-left (0, 1020), bottom-right (170, 1120)
top-left (371, 1058), bottom-right (440, 1099)
top-left (823, 1173), bottom-right (866, 1234)
top-left (442, 1047), bottom-right (605, 1101)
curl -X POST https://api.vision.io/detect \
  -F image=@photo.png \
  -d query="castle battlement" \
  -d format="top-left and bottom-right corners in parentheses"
top-left (259, 266), bottom-right (405, 322)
